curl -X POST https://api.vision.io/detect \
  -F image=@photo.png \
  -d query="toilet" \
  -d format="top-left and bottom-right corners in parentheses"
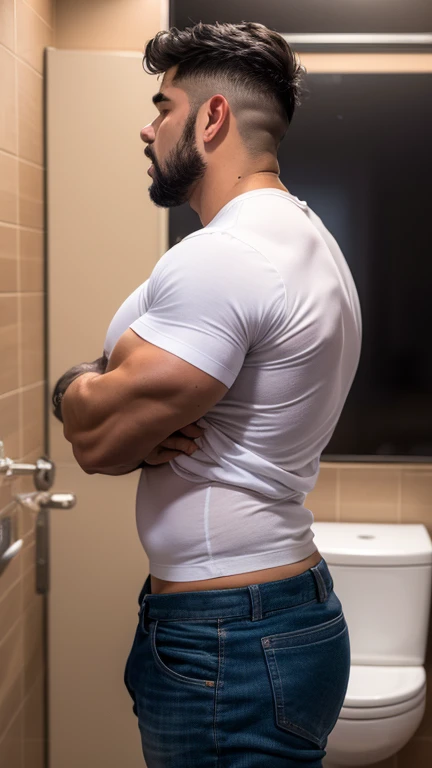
top-left (310, 522), bottom-right (432, 766)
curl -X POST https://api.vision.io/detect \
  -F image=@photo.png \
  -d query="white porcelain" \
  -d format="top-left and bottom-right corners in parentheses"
top-left (343, 665), bottom-right (426, 709)
top-left (310, 522), bottom-right (432, 767)
top-left (340, 684), bottom-right (425, 720)
top-left (311, 522), bottom-right (432, 566)
top-left (323, 694), bottom-right (426, 766)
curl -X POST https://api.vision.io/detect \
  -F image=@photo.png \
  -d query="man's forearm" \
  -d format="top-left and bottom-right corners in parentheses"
top-left (54, 348), bottom-right (155, 474)
top-left (62, 374), bottom-right (151, 473)
top-left (84, 459), bottom-right (149, 476)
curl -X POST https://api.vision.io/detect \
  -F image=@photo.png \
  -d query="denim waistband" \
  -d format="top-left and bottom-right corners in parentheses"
top-left (137, 558), bottom-right (333, 623)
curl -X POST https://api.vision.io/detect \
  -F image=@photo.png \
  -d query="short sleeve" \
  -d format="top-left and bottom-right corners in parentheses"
top-left (129, 231), bottom-right (262, 388)
top-left (103, 279), bottom-right (151, 360)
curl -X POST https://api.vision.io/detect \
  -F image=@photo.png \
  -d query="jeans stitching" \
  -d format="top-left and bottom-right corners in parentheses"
top-left (262, 611), bottom-right (345, 644)
top-left (214, 619), bottom-right (225, 756)
top-left (281, 624), bottom-right (348, 651)
top-left (150, 619), bottom-right (216, 687)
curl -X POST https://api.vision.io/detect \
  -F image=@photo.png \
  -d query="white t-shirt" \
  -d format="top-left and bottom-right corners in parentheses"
top-left (103, 189), bottom-right (362, 580)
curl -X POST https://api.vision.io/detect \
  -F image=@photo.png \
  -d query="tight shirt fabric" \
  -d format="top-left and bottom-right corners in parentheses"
top-left (103, 189), bottom-right (362, 580)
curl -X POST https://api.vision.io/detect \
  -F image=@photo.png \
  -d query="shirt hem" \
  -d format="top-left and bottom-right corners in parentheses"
top-left (149, 540), bottom-right (318, 581)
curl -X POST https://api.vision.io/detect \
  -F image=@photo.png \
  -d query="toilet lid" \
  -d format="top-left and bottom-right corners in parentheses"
top-left (344, 666), bottom-right (426, 707)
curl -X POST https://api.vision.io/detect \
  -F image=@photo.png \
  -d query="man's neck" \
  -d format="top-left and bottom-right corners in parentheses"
top-left (189, 161), bottom-right (288, 227)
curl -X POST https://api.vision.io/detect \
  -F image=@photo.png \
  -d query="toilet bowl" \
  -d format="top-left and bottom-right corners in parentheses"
top-left (323, 665), bottom-right (427, 766)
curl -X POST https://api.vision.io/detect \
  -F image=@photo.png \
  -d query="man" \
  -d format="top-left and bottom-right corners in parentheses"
top-left (59, 21), bottom-right (361, 767)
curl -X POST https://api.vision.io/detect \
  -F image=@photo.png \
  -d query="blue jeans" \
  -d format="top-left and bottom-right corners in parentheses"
top-left (124, 557), bottom-right (350, 767)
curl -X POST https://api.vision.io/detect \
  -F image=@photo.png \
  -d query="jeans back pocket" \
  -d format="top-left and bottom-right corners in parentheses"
top-left (262, 611), bottom-right (350, 749)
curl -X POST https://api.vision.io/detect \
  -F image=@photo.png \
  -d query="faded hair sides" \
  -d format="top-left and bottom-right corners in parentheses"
top-left (143, 21), bottom-right (306, 154)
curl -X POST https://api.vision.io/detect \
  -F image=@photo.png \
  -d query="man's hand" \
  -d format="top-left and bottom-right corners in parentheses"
top-left (144, 421), bottom-right (205, 465)
top-left (96, 422), bottom-right (205, 474)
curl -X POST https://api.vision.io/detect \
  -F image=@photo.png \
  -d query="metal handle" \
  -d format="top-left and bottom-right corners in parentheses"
top-left (13, 491), bottom-right (77, 594)
top-left (0, 441), bottom-right (56, 490)
top-left (15, 491), bottom-right (77, 511)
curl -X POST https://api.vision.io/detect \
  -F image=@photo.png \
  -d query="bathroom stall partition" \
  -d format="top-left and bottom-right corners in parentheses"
top-left (46, 48), bottom-right (167, 768)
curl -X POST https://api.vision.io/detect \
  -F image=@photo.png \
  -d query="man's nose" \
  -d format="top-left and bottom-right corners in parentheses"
top-left (140, 124), bottom-right (155, 143)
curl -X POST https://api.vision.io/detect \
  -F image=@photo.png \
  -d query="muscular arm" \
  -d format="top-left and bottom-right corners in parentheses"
top-left (51, 352), bottom-right (149, 475)
top-left (60, 329), bottom-right (227, 474)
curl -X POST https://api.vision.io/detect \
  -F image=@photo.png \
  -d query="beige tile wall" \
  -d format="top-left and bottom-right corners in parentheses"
top-left (1, 0), bottom-right (431, 766)
top-left (0, 0), bottom-right (54, 765)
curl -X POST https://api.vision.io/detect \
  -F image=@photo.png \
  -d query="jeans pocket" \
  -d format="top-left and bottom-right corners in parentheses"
top-left (261, 611), bottom-right (350, 749)
top-left (150, 619), bottom-right (218, 688)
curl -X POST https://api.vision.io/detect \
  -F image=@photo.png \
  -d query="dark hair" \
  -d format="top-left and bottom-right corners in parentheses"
top-left (143, 21), bottom-right (305, 150)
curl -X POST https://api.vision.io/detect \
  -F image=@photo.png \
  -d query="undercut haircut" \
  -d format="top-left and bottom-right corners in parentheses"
top-left (143, 21), bottom-right (305, 157)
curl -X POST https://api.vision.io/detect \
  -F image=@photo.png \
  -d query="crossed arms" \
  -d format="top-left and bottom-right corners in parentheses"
top-left (53, 328), bottom-right (228, 475)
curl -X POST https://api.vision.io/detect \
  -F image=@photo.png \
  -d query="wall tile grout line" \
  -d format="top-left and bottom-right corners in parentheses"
top-left (0, 380), bottom-right (45, 401)
top-left (0, 672), bottom-right (49, 753)
top-left (22, 0), bottom-right (53, 31)
top-left (0, 39), bottom-right (44, 78)
top-left (323, 460), bottom-right (432, 470)
top-left (0, 609), bottom-right (21, 653)
top-left (0, 147), bottom-right (45, 170)
top-left (0, 699), bottom-right (22, 751)
top-left (0, 292), bottom-right (46, 298)
top-left (0, 680), bottom-right (23, 749)
top-left (0, 572), bottom-right (22, 613)
top-left (0, 221), bottom-right (46, 231)
top-left (335, 467), bottom-right (340, 521)
top-left (396, 469), bottom-right (402, 523)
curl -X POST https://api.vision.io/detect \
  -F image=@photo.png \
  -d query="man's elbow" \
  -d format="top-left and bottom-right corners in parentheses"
top-left (69, 437), bottom-right (97, 474)
top-left (69, 439), bottom-right (136, 475)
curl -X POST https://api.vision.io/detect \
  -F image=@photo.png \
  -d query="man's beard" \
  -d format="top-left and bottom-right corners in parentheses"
top-left (146, 108), bottom-right (207, 208)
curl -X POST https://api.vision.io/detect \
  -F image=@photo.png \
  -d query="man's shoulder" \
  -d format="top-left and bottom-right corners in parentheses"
top-left (160, 229), bottom-right (246, 264)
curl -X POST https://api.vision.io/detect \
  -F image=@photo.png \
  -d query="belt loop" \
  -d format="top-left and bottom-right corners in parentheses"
top-left (138, 575), bottom-right (151, 607)
top-left (248, 584), bottom-right (263, 621)
top-left (140, 595), bottom-right (150, 634)
top-left (310, 563), bottom-right (328, 603)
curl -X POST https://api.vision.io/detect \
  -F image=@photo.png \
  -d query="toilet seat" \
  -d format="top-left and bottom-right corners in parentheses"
top-left (340, 666), bottom-right (426, 721)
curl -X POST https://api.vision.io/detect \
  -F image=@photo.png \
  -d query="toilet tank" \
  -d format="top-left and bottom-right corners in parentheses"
top-left (311, 522), bottom-right (432, 666)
